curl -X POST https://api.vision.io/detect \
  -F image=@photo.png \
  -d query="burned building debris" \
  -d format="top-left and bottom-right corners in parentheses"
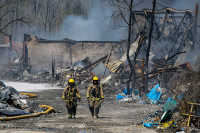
top-left (132, 7), bottom-right (200, 71)
top-left (23, 34), bottom-right (125, 72)
top-left (2, 7), bottom-right (200, 92)
top-left (126, 6), bottom-right (200, 131)
top-left (0, 3), bottom-right (199, 133)
top-left (0, 81), bottom-right (54, 119)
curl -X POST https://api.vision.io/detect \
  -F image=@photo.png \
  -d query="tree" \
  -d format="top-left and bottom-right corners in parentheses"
top-left (0, 1), bottom-right (30, 36)
top-left (0, 0), bottom-right (90, 41)
top-left (145, 0), bottom-right (156, 91)
top-left (109, 0), bottom-right (135, 95)
top-left (109, 0), bottom-right (158, 95)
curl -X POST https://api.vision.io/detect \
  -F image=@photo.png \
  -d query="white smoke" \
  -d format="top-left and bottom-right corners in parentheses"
top-left (16, 0), bottom-right (199, 41)
top-left (60, 1), bottom-right (127, 41)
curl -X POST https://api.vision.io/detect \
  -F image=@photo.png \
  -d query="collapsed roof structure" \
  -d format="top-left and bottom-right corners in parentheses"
top-left (131, 6), bottom-right (200, 71)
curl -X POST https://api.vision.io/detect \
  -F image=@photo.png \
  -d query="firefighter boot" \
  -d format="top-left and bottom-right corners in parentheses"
top-left (68, 114), bottom-right (72, 119)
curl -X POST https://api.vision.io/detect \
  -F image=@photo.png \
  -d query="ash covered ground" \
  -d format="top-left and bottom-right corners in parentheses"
top-left (0, 81), bottom-right (160, 133)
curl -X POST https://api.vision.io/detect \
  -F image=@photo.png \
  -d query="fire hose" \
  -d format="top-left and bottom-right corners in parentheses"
top-left (19, 93), bottom-right (38, 98)
top-left (0, 93), bottom-right (55, 121)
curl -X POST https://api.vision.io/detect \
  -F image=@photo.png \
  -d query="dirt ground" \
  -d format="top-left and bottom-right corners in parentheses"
top-left (0, 84), bottom-right (161, 133)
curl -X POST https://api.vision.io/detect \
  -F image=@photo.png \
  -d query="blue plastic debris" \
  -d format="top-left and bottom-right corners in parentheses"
top-left (143, 123), bottom-right (153, 128)
top-left (143, 123), bottom-right (158, 128)
top-left (134, 90), bottom-right (139, 95)
top-left (117, 88), bottom-right (133, 100)
top-left (166, 97), bottom-right (172, 102)
top-left (147, 84), bottom-right (159, 97)
top-left (117, 95), bottom-right (125, 100)
top-left (122, 88), bottom-right (133, 95)
top-left (147, 84), bottom-right (162, 104)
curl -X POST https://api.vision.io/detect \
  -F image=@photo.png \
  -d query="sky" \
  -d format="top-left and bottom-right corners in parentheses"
top-left (134, 0), bottom-right (199, 10)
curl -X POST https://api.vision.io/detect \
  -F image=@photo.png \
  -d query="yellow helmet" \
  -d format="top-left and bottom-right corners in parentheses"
top-left (93, 76), bottom-right (98, 81)
top-left (69, 78), bottom-right (74, 83)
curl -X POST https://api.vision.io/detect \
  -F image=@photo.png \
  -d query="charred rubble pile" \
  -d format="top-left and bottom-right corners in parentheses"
top-left (135, 71), bottom-right (200, 132)
top-left (90, 7), bottom-right (200, 131)
top-left (125, 7), bottom-right (200, 131)
top-left (0, 52), bottom-right (127, 98)
top-left (0, 81), bottom-right (43, 117)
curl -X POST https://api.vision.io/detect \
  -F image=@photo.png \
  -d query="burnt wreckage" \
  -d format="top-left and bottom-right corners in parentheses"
top-left (132, 7), bottom-right (200, 68)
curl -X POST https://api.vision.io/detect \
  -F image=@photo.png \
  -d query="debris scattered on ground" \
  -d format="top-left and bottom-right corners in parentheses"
top-left (0, 81), bottom-right (54, 119)
top-left (147, 84), bottom-right (162, 104)
top-left (0, 7), bottom-right (199, 132)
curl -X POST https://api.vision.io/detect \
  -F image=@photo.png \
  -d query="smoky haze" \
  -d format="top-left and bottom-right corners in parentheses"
top-left (15, 0), bottom-right (199, 41)
top-left (49, 0), bottom-right (199, 41)
top-left (60, 1), bottom-right (127, 41)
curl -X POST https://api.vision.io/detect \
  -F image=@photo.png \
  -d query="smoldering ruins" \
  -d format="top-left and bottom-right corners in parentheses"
top-left (0, 0), bottom-right (199, 133)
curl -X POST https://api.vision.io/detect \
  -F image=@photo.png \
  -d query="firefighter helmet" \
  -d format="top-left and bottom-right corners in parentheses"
top-left (93, 76), bottom-right (98, 81)
top-left (69, 78), bottom-right (74, 83)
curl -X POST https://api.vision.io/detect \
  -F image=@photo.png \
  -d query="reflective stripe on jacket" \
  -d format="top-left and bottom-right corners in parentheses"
top-left (62, 85), bottom-right (81, 102)
top-left (87, 84), bottom-right (104, 101)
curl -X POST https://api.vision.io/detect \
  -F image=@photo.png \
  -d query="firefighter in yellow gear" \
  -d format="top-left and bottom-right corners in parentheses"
top-left (87, 76), bottom-right (104, 118)
top-left (62, 78), bottom-right (81, 119)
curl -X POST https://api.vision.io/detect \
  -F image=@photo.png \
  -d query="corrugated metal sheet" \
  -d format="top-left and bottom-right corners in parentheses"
top-left (92, 61), bottom-right (110, 78)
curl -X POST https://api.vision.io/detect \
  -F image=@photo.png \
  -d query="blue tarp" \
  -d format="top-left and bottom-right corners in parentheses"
top-left (117, 88), bottom-right (133, 100)
top-left (147, 84), bottom-right (162, 104)
top-left (117, 95), bottom-right (125, 100)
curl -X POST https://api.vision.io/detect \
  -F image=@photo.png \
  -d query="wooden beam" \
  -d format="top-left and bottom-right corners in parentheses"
top-left (80, 55), bottom-right (108, 71)
top-left (172, 12), bottom-right (188, 42)
top-left (161, 10), bottom-right (169, 39)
